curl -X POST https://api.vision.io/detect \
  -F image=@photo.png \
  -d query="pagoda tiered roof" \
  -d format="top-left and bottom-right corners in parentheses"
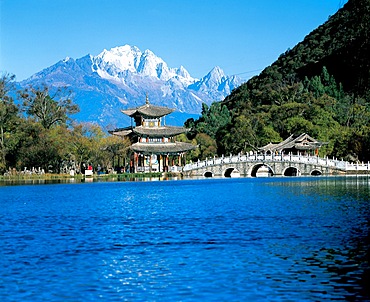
top-left (109, 125), bottom-right (189, 138)
top-left (108, 126), bottom-right (133, 137)
top-left (110, 96), bottom-right (197, 158)
top-left (121, 101), bottom-right (175, 118)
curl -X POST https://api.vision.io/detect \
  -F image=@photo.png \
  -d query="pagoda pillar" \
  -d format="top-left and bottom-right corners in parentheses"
top-left (134, 152), bottom-right (138, 173)
top-left (149, 154), bottom-right (152, 173)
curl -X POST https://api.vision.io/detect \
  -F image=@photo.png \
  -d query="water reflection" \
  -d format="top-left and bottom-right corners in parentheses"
top-left (1, 174), bottom-right (369, 187)
top-left (1, 176), bottom-right (369, 301)
top-left (266, 176), bottom-right (370, 300)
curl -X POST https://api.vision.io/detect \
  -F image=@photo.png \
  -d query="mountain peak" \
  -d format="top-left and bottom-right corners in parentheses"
top-left (176, 65), bottom-right (192, 79)
top-left (19, 44), bottom-right (243, 127)
top-left (95, 45), bottom-right (142, 75)
top-left (187, 65), bottom-right (230, 92)
top-left (91, 45), bottom-right (197, 83)
top-left (207, 66), bottom-right (226, 81)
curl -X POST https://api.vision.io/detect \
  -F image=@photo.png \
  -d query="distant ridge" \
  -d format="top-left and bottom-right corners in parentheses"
top-left (19, 45), bottom-right (243, 128)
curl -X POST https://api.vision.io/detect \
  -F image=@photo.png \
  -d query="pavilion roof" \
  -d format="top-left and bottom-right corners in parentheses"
top-left (259, 133), bottom-right (327, 152)
top-left (131, 142), bottom-right (197, 154)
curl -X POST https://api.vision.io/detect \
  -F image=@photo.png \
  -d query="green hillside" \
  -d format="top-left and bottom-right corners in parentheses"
top-left (186, 0), bottom-right (370, 162)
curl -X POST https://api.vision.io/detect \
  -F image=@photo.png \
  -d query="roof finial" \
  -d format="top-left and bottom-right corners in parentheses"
top-left (145, 93), bottom-right (149, 105)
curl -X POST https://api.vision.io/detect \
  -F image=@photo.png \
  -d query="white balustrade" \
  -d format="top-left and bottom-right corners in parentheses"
top-left (184, 153), bottom-right (369, 173)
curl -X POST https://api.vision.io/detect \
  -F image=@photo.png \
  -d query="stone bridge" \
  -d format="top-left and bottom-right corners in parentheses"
top-left (183, 153), bottom-right (370, 177)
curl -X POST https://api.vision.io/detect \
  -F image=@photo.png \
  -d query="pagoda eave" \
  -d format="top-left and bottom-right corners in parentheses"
top-left (132, 126), bottom-right (189, 137)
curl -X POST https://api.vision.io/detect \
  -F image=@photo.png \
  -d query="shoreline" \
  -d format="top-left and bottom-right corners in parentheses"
top-left (0, 172), bottom-right (171, 182)
top-left (1, 172), bottom-right (369, 185)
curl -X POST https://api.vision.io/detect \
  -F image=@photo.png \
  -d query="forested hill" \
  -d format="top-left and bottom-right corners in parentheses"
top-left (240, 0), bottom-right (370, 102)
top-left (185, 0), bottom-right (370, 163)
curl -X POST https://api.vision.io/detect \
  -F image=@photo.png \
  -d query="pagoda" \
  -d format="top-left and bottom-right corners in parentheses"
top-left (110, 96), bottom-right (196, 173)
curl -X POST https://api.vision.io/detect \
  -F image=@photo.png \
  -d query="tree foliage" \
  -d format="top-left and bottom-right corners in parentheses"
top-left (0, 80), bottom-right (132, 174)
top-left (0, 73), bottom-right (19, 171)
top-left (20, 86), bottom-right (79, 129)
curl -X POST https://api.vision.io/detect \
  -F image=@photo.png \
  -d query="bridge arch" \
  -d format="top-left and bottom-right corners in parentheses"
top-left (250, 164), bottom-right (274, 177)
top-left (283, 167), bottom-right (301, 176)
top-left (204, 171), bottom-right (213, 178)
top-left (310, 169), bottom-right (322, 176)
top-left (224, 167), bottom-right (241, 178)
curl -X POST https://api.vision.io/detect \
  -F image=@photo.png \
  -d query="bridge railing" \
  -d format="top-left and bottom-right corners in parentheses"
top-left (183, 153), bottom-right (369, 172)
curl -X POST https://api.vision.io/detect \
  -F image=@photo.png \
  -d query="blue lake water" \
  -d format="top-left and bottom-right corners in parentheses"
top-left (1, 176), bottom-right (370, 301)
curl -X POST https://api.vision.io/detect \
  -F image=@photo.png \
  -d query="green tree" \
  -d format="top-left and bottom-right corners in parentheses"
top-left (14, 120), bottom-right (63, 171)
top-left (98, 135), bottom-right (131, 171)
top-left (21, 86), bottom-right (79, 129)
top-left (217, 114), bottom-right (264, 155)
top-left (68, 123), bottom-right (97, 173)
top-left (188, 102), bottom-right (231, 139)
top-left (0, 73), bottom-right (19, 172)
top-left (185, 133), bottom-right (216, 161)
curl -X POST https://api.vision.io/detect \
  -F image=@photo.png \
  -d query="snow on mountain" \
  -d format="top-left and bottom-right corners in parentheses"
top-left (19, 44), bottom-right (243, 128)
top-left (189, 66), bottom-right (226, 91)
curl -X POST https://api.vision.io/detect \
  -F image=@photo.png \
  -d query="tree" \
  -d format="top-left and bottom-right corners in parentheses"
top-left (184, 133), bottom-right (216, 161)
top-left (0, 73), bottom-right (19, 172)
top-left (68, 123), bottom-right (97, 173)
top-left (13, 119), bottom-right (61, 171)
top-left (20, 86), bottom-right (79, 129)
top-left (98, 135), bottom-right (131, 172)
top-left (220, 115), bottom-right (262, 154)
top-left (187, 102), bottom-right (231, 140)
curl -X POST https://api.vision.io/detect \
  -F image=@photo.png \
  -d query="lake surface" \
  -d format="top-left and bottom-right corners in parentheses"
top-left (1, 176), bottom-right (370, 301)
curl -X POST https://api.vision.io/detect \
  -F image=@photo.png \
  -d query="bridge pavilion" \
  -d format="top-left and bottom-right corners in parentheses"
top-left (109, 96), bottom-right (196, 173)
top-left (258, 133), bottom-right (327, 155)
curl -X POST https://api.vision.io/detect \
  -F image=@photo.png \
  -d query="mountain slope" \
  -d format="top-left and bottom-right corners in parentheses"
top-left (20, 45), bottom-right (243, 128)
top-left (190, 0), bottom-right (370, 161)
top-left (238, 0), bottom-right (370, 105)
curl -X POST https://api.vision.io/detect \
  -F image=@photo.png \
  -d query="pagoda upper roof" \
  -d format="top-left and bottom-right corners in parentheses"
top-left (121, 98), bottom-right (175, 118)
top-left (131, 141), bottom-right (197, 154)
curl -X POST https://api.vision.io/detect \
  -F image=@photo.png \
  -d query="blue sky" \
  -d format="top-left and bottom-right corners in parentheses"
top-left (1, 0), bottom-right (347, 81)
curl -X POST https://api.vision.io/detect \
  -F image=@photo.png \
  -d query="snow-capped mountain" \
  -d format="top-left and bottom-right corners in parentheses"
top-left (20, 45), bottom-right (243, 128)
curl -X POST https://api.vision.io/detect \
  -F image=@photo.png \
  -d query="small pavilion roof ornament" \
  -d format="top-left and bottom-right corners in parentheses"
top-left (145, 93), bottom-right (149, 105)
